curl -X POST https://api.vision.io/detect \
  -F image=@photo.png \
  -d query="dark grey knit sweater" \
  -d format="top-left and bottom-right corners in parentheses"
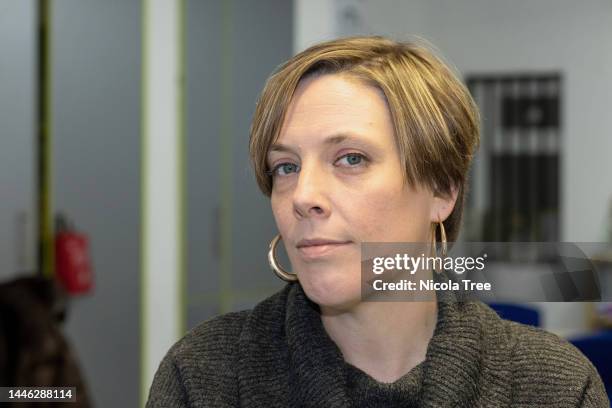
top-left (146, 280), bottom-right (609, 407)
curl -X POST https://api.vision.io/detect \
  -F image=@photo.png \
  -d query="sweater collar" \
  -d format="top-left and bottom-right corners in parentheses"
top-left (419, 285), bottom-right (485, 407)
top-left (239, 272), bottom-right (487, 407)
top-left (284, 283), bottom-right (352, 407)
top-left (285, 272), bottom-right (486, 407)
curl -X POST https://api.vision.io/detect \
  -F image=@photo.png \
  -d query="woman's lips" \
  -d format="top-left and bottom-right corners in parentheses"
top-left (297, 242), bottom-right (351, 259)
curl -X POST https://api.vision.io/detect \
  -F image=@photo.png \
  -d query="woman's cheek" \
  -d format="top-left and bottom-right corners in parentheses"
top-left (271, 195), bottom-right (291, 235)
top-left (349, 192), bottom-right (397, 239)
top-left (356, 185), bottom-right (417, 240)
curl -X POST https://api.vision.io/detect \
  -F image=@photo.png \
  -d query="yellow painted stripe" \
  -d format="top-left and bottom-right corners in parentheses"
top-left (39, 0), bottom-right (54, 278)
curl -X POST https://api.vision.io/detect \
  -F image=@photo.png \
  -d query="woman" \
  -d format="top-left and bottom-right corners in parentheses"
top-left (147, 37), bottom-right (608, 407)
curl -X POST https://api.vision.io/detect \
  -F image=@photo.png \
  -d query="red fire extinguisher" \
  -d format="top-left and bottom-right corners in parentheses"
top-left (55, 214), bottom-right (94, 295)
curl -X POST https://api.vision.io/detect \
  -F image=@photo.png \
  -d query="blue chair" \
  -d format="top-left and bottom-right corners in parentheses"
top-left (570, 330), bottom-right (612, 402)
top-left (487, 302), bottom-right (541, 327)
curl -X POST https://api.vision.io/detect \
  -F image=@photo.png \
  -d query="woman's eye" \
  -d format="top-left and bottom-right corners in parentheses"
top-left (271, 162), bottom-right (300, 176)
top-left (267, 153), bottom-right (367, 178)
top-left (336, 153), bottom-right (367, 167)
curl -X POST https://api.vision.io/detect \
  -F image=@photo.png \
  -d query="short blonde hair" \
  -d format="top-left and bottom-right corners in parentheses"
top-left (249, 36), bottom-right (480, 242)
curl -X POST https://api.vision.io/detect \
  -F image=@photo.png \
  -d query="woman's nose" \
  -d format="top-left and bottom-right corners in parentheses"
top-left (292, 164), bottom-right (330, 219)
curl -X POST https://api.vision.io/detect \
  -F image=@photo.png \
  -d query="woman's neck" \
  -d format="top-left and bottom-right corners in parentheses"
top-left (320, 299), bottom-right (438, 383)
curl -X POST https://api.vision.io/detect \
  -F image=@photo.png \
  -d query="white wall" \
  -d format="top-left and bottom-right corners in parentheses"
top-left (294, 0), bottom-right (336, 52)
top-left (294, 0), bottom-right (612, 336)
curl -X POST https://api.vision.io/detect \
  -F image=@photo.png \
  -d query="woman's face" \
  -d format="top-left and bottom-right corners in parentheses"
top-left (268, 73), bottom-right (455, 310)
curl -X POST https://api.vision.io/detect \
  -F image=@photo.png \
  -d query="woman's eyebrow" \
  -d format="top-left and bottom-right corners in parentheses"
top-left (268, 133), bottom-right (377, 155)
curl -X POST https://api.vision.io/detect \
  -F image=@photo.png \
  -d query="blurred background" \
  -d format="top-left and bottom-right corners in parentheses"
top-left (1, 0), bottom-right (611, 406)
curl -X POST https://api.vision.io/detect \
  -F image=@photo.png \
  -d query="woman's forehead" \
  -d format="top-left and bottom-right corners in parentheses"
top-left (274, 74), bottom-right (394, 151)
top-left (288, 73), bottom-right (388, 118)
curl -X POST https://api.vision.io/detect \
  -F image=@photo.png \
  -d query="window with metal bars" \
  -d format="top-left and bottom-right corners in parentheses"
top-left (465, 74), bottom-right (561, 242)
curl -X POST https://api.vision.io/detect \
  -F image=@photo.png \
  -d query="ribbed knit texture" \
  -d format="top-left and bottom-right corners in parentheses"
top-left (147, 276), bottom-right (609, 407)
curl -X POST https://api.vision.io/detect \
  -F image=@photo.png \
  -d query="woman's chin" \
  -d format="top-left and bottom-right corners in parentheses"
top-left (298, 272), bottom-right (362, 312)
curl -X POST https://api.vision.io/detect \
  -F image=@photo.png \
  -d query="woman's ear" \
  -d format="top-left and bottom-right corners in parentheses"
top-left (430, 184), bottom-right (459, 223)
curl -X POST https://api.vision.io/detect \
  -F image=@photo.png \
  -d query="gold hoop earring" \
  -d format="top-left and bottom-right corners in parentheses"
top-left (268, 234), bottom-right (298, 282)
top-left (431, 216), bottom-right (448, 259)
